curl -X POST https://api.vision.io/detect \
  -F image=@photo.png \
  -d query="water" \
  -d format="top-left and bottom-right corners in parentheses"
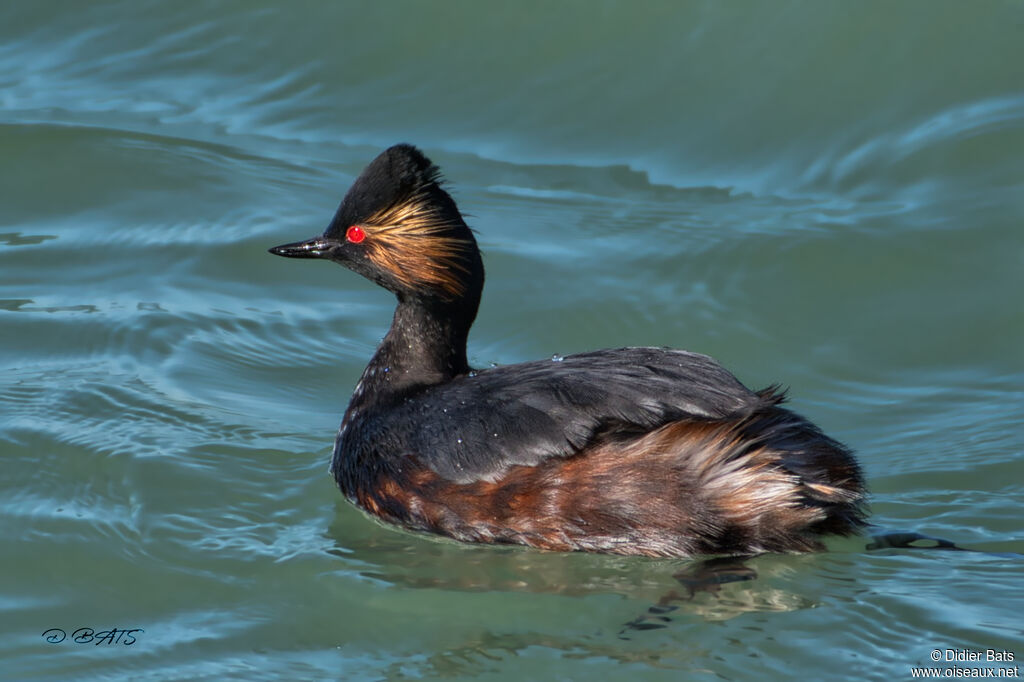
top-left (2, 2), bottom-right (1022, 679)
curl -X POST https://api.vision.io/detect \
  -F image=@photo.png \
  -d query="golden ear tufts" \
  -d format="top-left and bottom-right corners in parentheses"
top-left (361, 189), bottom-right (474, 299)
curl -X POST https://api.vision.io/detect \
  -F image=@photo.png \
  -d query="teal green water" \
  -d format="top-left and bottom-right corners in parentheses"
top-left (2, 2), bottom-right (1023, 680)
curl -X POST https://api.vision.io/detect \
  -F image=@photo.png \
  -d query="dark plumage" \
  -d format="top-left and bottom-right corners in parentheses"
top-left (270, 144), bottom-right (867, 558)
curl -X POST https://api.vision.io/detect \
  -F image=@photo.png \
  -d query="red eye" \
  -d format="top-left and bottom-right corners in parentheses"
top-left (345, 225), bottom-right (366, 243)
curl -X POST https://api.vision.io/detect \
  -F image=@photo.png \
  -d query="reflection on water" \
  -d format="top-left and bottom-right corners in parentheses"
top-left (329, 508), bottom-right (825, 625)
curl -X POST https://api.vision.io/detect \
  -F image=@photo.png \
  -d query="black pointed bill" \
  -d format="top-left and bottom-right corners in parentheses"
top-left (269, 236), bottom-right (334, 259)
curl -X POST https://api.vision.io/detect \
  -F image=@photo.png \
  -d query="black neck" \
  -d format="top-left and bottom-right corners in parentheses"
top-left (347, 293), bottom-right (477, 413)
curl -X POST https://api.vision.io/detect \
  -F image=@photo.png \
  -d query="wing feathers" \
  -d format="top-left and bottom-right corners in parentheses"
top-left (376, 347), bottom-right (766, 482)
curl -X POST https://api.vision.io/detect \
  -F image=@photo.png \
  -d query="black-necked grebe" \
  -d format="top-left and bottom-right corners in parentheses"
top-left (270, 144), bottom-right (866, 558)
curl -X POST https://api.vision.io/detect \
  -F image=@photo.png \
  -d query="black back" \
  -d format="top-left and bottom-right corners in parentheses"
top-left (338, 346), bottom-right (769, 483)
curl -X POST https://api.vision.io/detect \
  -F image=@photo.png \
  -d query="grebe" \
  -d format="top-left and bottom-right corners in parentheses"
top-left (270, 144), bottom-right (866, 558)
